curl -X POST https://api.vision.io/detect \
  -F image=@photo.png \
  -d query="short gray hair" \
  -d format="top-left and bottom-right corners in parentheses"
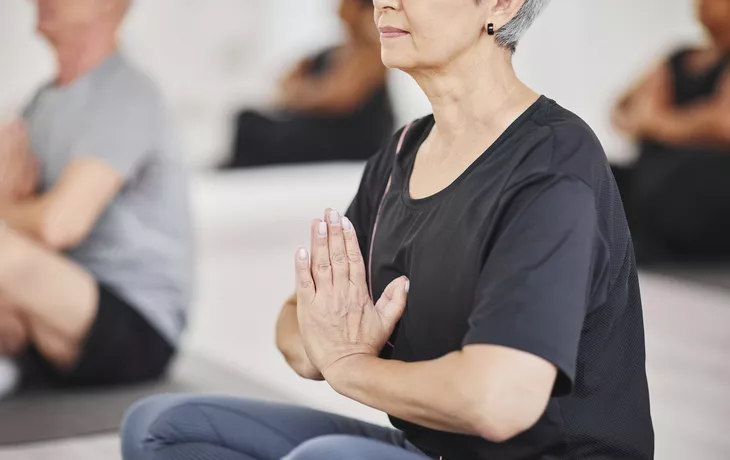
top-left (478, 0), bottom-right (551, 53)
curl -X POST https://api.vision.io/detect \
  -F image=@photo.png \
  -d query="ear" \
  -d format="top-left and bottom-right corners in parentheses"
top-left (487, 0), bottom-right (526, 31)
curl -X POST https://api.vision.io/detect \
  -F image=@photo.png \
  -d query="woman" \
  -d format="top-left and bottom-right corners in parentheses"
top-left (222, 0), bottom-right (393, 168)
top-left (611, 0), bottom-right (730, 264)
top-left (123, 1), bottom-right (654, 459)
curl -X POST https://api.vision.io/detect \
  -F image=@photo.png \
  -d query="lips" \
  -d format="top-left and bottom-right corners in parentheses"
top-left (378, 26), bottom-right (409, 38)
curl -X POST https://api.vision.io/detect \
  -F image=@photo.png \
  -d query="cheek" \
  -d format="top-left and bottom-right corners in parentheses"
top-left (411, 17), bottom-right (481, 63)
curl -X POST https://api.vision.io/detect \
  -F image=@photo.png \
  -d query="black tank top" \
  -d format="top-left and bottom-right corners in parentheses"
top-left (635, 49), bottom-right (730, 198)
top-left (639, 49), bottom-right (730, 159)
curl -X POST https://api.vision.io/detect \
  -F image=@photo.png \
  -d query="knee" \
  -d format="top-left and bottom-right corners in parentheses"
top-left (285, 435), bottom-right (364, 460)
top-left (0, 309), bottom-right (30, 356)
top-left (0, 226), bottom-right (29, 286)
top-left (121, 394), bottom-right (190, 460)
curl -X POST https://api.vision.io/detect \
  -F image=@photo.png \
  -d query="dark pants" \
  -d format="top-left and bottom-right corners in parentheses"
top-left (223, 106), bottom-right (392, 169)
top-left (611, 159), bottom-right (730, 265)
top-left (121, 395), bottom-right (430, 460)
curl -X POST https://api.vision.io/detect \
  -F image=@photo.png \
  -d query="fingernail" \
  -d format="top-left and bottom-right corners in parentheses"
top-left (342, 216), bottom-right (352, 231)
top-left (404, 279), bottom-right (410, 293)
top-left (328, 209), bottom-right (340, 225)
top-left (298, 247), bottom-right (308, 260)
top-left (318, 221), bottom-right (328, 236)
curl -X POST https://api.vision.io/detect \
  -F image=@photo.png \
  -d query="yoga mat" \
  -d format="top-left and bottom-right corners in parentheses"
top-left (0, 353), bottom-right (290, 446)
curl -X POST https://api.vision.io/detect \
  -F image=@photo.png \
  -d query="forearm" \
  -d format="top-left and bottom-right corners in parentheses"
top-left (275, 299), bottom-right (324, 380)
top-left (325, 352), bottom-right (491, 438)
top-left (645, 103), bottom-right (730, 149)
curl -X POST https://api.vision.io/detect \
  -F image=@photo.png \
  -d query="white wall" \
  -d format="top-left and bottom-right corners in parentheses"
top-left (0, 0), bottom-right (705, 166)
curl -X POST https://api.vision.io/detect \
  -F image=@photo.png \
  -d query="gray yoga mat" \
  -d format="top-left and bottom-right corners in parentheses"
top-left (0, 353), bottom-right (291, 446)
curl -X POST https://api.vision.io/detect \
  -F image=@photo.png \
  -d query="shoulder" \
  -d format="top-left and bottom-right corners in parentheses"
top-left (90, 53), bottom-right (166, 116)
top-left (517, 100), bottom-right (608, 189)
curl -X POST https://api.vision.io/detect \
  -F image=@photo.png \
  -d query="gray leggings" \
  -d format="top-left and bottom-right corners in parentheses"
top-left (121, 394), bottom-right (431, 460)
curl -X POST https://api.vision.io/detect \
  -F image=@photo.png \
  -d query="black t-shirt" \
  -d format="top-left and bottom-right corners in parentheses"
top-left (345, 97), bottom-right (654, 460)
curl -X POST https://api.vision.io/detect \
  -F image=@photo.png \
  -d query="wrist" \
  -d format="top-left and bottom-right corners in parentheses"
top-left (323, 353), bottom-right (375, 394)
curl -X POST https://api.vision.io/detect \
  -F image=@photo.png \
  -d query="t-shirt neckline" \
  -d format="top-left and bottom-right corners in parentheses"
top-left (399, 95), bottom-right (549, 210)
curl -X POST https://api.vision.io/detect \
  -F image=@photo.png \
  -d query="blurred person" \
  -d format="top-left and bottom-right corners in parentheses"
top-left (222, 0), bottom-right (394, 168)
top-left (123, 0), bottom-right (653, 459)
top-left (0, 0), bottom-right (192, 398)
top-left (612, 0), bottom-right (730, 264)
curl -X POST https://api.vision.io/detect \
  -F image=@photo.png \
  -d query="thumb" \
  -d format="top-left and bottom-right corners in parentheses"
top-left (375, 276), bottom-right (409, 325)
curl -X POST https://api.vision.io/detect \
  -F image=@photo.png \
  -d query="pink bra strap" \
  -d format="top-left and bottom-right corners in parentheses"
top-left (367, 122), bottom-right (412, 301)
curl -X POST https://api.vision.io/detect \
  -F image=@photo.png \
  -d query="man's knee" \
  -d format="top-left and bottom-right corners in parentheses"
top-left (285, 435), bottom-right (370, 460)
top-left (121, 394), bottom-right (224, 460)
top-left (0, 226), bottom-right (32, 286)
top-left (0, 309), bottom-right (29, 356)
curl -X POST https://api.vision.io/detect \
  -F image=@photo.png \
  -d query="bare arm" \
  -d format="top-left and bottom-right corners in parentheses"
top-left (0, 157), bottom-right (123, 250)
top-left (325, 344), bottom-right (557, 442)
top-left (614, 62), bottom-right (730, 148)
top-left (642, 75), bottom-right (730, 148)
top-left (282, 50), bottom-right (386, 114)
top-left (275, 293), bottom-right (324, 381)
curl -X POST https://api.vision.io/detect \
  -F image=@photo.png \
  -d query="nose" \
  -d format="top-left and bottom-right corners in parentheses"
top-left (373, 0), bottom-right (399, 11)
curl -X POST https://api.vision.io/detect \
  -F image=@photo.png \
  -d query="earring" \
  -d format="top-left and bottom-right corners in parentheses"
top-left (487, 23), bottom-right (495, 35)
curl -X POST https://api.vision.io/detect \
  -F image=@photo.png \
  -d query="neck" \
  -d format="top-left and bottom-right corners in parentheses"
top-left (409, 43), bottom-right (537, 145)
top-left (54, 34), bottom-right (117, 87)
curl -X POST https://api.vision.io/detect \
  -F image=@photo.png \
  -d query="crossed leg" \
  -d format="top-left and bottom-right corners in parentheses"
top-left (0, 224), bottom-right (97, 370)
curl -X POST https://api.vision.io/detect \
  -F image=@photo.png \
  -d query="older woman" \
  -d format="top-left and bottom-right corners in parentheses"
top-left (122, 1), bottom-right (654, 459)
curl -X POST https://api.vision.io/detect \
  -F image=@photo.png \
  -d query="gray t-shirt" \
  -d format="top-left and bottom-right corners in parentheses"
top-left (22, 52), bottom-right (192, 345)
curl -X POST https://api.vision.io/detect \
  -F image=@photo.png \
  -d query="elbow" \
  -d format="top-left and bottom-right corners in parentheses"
top-left (38, 212), bottom-right (90, 250)
top-left (468, 386), bottom-right (549, 443)
top-left (717, 117), bottom-right (730, 145)
top-left (472, 416), bottom-right (534, 444)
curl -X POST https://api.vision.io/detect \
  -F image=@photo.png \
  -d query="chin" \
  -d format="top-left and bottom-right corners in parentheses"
top-left (380, 50), bottom-right (414, 71)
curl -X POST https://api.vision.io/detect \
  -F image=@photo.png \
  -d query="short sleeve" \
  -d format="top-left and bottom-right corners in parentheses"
top-left (73, 83), bottom-right (163, 179)
top-left (462, 174), bottom-right (604, 396)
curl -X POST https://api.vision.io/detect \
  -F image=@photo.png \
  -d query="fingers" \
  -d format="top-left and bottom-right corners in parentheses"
top-left (310, 218), bottom-right (332, 290)
top-left (375, 276), bottom-right (410, 327)
top-left (342, 216), bottom-right (368, 301)
top-left (294, 246), bottom-right (315, 307)
top-left (326, 209), bottom-right (350, 294)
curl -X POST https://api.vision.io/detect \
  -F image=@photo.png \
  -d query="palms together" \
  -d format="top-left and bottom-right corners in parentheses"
top-left (295, 210), bottom-right (409, 376)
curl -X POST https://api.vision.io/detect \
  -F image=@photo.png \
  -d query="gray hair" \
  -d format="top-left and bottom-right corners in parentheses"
top-left (477, 0), bottom-right (551, 52)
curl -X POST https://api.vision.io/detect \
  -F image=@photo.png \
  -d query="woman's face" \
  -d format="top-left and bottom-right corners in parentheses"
top-left (374, 0), bottom-right (489, 71)
top-left (698, 0), bottom-right (730, 47)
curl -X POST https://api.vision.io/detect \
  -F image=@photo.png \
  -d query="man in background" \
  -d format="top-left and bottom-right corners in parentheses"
top-left (0, 0), bottom-right (192, 397)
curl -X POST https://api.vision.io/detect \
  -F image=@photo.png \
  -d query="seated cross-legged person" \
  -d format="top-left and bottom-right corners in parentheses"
top-left (122, 0), bottom-right (654, 459)
top-left (0, 0), bottom-right (192, 396)
top-left (611, 0), bottom-right (730, 264)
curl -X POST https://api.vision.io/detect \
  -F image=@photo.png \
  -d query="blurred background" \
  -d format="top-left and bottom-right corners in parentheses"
top-left (0, 0), bottom-right (728, 459)
top-left (0, 0), bottom-right (704, 167)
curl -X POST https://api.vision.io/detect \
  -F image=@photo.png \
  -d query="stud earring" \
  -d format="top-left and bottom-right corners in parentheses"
top-left (487, 23), bottom-right (495, 35)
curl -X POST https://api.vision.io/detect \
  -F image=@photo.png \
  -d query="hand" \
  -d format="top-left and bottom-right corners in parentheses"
top-left (294, 209), bottom-right (409, 379)
top-left (613, 65), bottom-right (671, 138)
top-left (0, 119), bottom-right (38, 201)
top-left (276, 59), bottom-right (311, 107)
